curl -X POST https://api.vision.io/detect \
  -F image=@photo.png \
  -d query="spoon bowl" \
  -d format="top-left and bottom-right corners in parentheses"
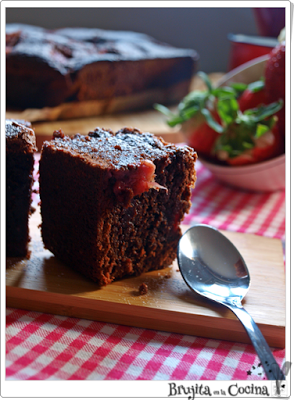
top-left (177, 224), bottom-right (285, 381)
top-left (178, 224), bottom-right (250, 306)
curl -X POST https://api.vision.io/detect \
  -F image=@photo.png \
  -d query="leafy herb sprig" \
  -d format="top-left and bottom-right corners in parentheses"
top-left (154, 72), bottom-right (283, 159)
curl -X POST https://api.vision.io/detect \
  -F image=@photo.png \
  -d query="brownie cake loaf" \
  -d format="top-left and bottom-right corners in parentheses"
top-left (39, 127), bottom-right (197, 285)
top-left (6, 24), bottom-right (198, 112)
top-left (6, 119), bottom-right (37, 257)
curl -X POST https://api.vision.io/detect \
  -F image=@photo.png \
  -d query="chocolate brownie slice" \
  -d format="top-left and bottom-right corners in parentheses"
top-left (39, 127), bottom-right (197, 285)
top-left (6, 119), bottom-right (37, 257)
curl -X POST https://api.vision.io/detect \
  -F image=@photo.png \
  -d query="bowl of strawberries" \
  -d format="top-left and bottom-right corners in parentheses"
top-left (155, 37), bottom-right (285, 192)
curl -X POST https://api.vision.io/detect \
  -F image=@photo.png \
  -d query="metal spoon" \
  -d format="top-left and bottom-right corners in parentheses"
top-left (177, 224), bottom-right (285, 381)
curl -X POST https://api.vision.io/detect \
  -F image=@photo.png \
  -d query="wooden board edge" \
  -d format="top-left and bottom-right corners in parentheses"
top-left (6, 286), bottom-right (285, 348)
top-left (6, 80), bottom-right (191, 123)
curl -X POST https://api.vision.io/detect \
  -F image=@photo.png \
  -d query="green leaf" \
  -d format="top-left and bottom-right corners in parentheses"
top-left (267, 116), bottom-right (278, 131)
top-left (154, 104), bottom-right (187, 127)
top-left (219, 144), bottom-right (232, 152)
top-left (153, 103), bottom-right (174, 117)
top-left (247, 79), bottom-right (265, 93)
top-left (198, 71), bottom-right (213, 92)
top-left (201, 108), bottom-right (224, 133)
top-left (217, 97), bottom-right (239, 125)
top-left (178, 90), bottom-right (208, 113)
top-left (229, 82), bottom-right (248, 93)
top-left (165, 116), bottom-right (187, 127)
top-left (181, 106), bottom-right (200, 120)
top-left (212, 86), bottom-right (237, 98)
top-left (238, 113), bottom-right (253, 126)
top-left (243, 100), bottom-right (283, 122)
top-left (255, 123), bottom-right (270, 138)
top-left (242, 141), bottom-right (254, 149)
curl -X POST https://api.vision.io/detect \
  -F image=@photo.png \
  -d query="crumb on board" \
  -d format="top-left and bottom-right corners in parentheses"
top-left (164, 274), bottom-right (172, 279)
top-left (139, 282), bottom-right (148, 295)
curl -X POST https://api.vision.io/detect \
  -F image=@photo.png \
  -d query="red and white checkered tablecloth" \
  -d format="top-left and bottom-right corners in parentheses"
top-left (6, 155), bottom-right (286, 381)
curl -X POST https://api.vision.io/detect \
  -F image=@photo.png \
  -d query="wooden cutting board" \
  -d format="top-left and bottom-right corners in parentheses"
top-left (6, 207), bottom-right (285, 348)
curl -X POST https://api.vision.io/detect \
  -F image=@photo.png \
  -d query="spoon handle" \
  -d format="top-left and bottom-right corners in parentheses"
top-left (228, 303), bottom-right (285, 381)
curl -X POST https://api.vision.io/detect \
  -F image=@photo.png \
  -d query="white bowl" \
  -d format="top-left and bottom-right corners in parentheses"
top-left (198, 56), bottom-right (285, 192)
top-left (217, 55), bottom-right (268, 86)
top-left (200, 154), bottom-right (285, 192)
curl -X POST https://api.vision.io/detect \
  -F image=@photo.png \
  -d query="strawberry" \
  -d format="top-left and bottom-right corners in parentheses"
top-left (238, 80), bottom-right (269, 112)
top-left (226, 123), bottom-right (284, 166)
top-left (265, 42), bottom-right (285, 103)
top-left (265, 42), bottom-right (285, 136)
top-left (182, 110), bottom-right (221, 156)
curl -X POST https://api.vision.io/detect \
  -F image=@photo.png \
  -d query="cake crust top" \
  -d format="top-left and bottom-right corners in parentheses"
top-left (6, 23), bottom-right (198, 74)
top-left (44, 127), bottom-right (196, 170)
top-left (6, 119), bottom-right (37, 151)
top-left (41, 127), bottom-right (197, 206)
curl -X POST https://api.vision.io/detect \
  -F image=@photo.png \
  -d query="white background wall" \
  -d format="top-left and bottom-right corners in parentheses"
top-left (6, 7), bottom-right (260, 73)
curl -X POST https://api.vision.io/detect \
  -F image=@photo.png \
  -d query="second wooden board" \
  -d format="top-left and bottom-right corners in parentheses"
top-left (6, 73), bottom-right (224, 148)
